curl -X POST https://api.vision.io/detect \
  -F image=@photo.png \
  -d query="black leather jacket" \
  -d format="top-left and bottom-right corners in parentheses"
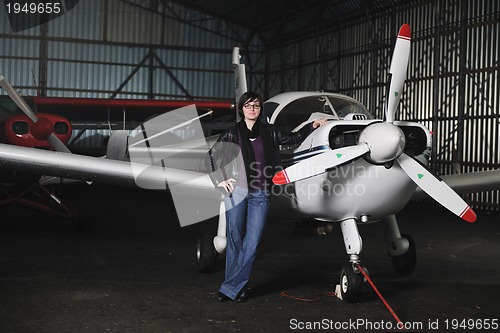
top-left (205, 122), bottom-right (313, 187)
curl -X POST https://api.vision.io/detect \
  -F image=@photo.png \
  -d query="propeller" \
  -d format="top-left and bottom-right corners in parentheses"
top-left (385, 24), bottom-right (411, 123)
top-left (272, 24), bottom-right (476, 223)
top-left (273, 144), bottom-right (370, 185)
top-left (396, 154), bottom-right (476, 222)
top-left (0, 75), bottom-right (71, 153)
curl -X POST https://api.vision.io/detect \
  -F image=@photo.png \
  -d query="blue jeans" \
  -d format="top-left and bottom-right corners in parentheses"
top-left (219, 186), bottom-right (270, 300)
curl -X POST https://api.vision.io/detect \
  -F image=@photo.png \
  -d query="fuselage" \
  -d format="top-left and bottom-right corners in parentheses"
top-left (265, 92), bottom-right (431, 223)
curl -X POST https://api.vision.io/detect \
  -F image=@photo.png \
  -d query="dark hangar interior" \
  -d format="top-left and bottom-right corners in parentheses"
top-left (0, 1), bottom-right (499, 332)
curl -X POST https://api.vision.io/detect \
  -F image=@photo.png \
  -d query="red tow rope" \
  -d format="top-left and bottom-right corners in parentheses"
top-left (357, 265), bottom-right (405, 330)
top-left (279, 291), bottom-right (337, 302)
top-left (280, 264), bottom-right (405, 330)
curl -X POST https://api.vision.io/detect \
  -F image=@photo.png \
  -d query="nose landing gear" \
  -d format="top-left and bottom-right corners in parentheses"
top-left (337, 215), bottom-right (417, 303)
top-left (338, 218), bottom-right (365, 303)
top-left (339, 263), bottom-right (364, 302)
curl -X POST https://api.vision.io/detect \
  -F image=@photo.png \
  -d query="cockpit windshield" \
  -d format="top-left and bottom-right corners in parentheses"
top-left (264, 94), bottom-right (371, 132)
top-left (0, 95), bottom-right (31, 124)
top-left (328, 96), bottom-right (371, 120)
top-left (264, 96), bottom-right (331, 131)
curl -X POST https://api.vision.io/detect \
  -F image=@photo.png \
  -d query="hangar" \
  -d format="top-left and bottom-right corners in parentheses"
top-left (1, 0), bottom-right (499, 332)
top-left (2, 0), bottom-right (498, 207)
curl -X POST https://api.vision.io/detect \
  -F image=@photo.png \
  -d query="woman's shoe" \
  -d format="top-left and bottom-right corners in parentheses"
top-left (218, 292), bottom-right (230, 302)
top-left (235, 288), bottom-right (248, 302)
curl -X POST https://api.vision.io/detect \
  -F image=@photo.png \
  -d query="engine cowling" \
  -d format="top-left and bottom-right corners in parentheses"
top-left (4, 113), bottom-right (72, 149)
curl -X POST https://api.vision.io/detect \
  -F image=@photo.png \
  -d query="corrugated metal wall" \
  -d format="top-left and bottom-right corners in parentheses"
top-left (1, 0), bottom-right (498, 208)
top-left (266, 0), bottom-right (499, 209)
top-left (0, 0), bottom-right (263, 100)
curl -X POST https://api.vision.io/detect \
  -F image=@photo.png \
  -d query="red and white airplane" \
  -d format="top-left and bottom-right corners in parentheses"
top-left (1, 24), bottom-right (499, 302)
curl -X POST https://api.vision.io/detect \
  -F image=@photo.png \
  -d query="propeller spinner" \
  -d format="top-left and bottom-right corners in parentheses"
top-left (272, 24), bottom-right (476, 223)
top-left (358, 122), bottom-right (405, 164)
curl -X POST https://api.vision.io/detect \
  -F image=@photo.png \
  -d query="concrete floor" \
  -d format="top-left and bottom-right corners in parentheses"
top-left (1, 184), bottom-right (499, 332)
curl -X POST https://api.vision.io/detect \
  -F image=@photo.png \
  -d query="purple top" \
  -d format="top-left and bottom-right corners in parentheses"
top-left (235, 135), bottom-right (270, 191)
top-left (249, 136), bottom-right (269, 190)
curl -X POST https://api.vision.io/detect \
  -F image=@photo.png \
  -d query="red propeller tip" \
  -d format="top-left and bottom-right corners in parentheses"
top-left (460, 206), bottom-right (477, 223)
top-left (398, 24), bottom-right (411, 40)
top-left (272, 170), bottom-right (289, 185)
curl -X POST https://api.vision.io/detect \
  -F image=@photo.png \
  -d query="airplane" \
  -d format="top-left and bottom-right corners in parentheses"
top-left (25, 95), bottom-right (233, 155)
top-left (0, 87), bottom-right (77, 218)
top-left (0, 83), bottom-right (231, 219)
top-left (1, 24), bottom-right (499, 303)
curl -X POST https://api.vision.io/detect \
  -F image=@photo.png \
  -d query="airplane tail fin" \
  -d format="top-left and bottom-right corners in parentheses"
top-left (232, 47), bottom-right (247, 121)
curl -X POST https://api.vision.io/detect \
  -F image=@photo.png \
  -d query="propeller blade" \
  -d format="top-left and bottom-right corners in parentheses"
top-left (273, 144), bottom-right (370, 185)
top-left (0, 74), bottom-right (38, 122)
top-left (385, 24), bottom-right (411, 123)
top-left (48, 133), bottom-right (72, 153)
top-left (0, 75), bottom-right (71, 153)
top-left (397, 153), bottom-right (476, 222)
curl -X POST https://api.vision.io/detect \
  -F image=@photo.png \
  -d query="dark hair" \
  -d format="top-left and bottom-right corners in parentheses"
top-left (238, 91), bottom-right (262, 117)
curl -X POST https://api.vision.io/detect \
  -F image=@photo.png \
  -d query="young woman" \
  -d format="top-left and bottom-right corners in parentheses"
top-left (206, 91), bottom-right (327, 302)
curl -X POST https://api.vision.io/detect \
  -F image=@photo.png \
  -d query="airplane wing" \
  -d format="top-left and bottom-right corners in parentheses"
top-left (0, 142), bottom-right (213, 190)
top-left (0, 141), bottom-right (225, 227)
top-left (412, 169), bottom-right (500, 200)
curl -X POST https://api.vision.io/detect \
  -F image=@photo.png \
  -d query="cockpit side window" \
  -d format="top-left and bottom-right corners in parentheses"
top-left (262, 102), bottom-right (279, 124)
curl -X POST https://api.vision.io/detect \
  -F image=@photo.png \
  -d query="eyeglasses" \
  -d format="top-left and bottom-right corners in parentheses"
top-left (243, 103), bottom-right (261, 110)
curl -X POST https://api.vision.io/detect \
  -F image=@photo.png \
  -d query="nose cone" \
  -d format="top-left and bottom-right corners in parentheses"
top-left (359, 122), bottom-right (405, 164)
top-left (31, 117), bottom-right (54, 141)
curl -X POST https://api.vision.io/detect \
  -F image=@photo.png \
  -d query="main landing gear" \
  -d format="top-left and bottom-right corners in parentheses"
top-left (196, 231), bottom-right (218, 272)
top-left (385, 215), bottom-right (417, 275)
top-left (338, 215), bottom-right (416, 303)
top-left (196, 199), bottom-right (226, 273)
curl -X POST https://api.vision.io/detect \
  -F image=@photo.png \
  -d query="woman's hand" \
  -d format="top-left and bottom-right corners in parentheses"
top-left (218, 178), bottom-right (236, 193)
top-left (312, 118), bottom-right (328, 129)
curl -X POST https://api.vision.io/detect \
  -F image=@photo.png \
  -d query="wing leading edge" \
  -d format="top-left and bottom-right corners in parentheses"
top-left (0, 143), bottom-right (213, 190)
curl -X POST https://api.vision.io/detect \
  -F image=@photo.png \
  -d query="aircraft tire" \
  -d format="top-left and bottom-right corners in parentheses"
top-left (196, 231), bottom-right (217, 273)
top-left (340, 265), bottom-right (363, 303)
top-left (391, 233), bottom-right (417, 275)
